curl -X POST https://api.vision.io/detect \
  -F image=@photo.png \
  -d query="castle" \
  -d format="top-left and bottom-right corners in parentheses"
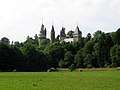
top-left (38, 23), bottom-right (82, 45)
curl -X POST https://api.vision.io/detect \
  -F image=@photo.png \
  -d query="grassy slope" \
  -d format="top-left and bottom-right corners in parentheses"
top-left (0, 71), bottom-right (120, 90)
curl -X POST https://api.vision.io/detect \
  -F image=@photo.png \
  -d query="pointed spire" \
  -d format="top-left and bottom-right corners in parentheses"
top-left (41, 24), bottom-right (44, 31)
top-left (51, 20), bottom-right (55, 32)
top-left (76, 26), bottom-right (79, 30)
top-left (76, 20), bottom-right (80, 31)
top-left (52, 25), bottom-right (54, 31)
top-left (51, 21), bottom-right (55, 43)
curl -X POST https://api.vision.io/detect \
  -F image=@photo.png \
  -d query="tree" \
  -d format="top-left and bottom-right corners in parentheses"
top-left (1, 37), bottom-right (10, 45)
top-left (39, 39), bottom-right (50, 46)
top-left (69, 64), bottom-right (76, 71)
top-left (61, 42), bottom-right (74, 53)
top-left (82, 40), bottom-right (93, 67)
top-left (44, 43), bottom-right (64, 68)
top-left (85, 33), bottom-right (91, 43)
top-left (9, 45), bottom-right (24, 71)
top-left (24, 37), bottom-right (39, 47)
top-left (92, 31), bottom-right (113, 67)
top-left (74, 49), bottom-right (84, 68)
top-left (110, 45), bottom-right (120, 67)
top-left (72, 41), bottom-right (83, 55)
top-left (23, 44), bottom-right (50, 71)
top-left (84, 40), bottom-right (93, 54)
top-left (83, 54), bottom-right (92, 68)
top-left (64, 51), bottom-right (74, 67)
top-left (110, 32), bottom-right (116, 44)
top-left (58, 59), bottom-right (65, 68)
top-left (0, 42), bottom-right (11, 71)
top-left (115, 28), bottom-right (120, 45)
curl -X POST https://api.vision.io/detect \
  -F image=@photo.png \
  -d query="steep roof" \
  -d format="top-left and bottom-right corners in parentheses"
top-left (51, 25), bottom-right (55, 32)
top-left (74, 26), bottom-right (80, 34)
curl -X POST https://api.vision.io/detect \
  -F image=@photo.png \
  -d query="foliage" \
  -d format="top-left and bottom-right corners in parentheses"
top-left (115, 28), bottom-right (120, 45)
top-left (74, 49), bottom-right (84, 68)
top-left (110, 44), bottom-right (120, 67)
top-left (1, 37), bottom-right (10, 45)
top-left (69, 64), bottom-right (76, 71)
top-left (0, 28), bottom-right (120, 71)
top-left (39, 39), bottom-right (50, 46)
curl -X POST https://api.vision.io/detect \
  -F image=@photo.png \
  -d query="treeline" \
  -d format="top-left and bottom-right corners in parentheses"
top-left (0, 28), bottom-right (120, 71)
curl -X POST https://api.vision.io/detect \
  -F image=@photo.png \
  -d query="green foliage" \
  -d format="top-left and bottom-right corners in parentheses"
top-left (69, 64), bottom-right (76, 71)
top-left (24, 37), bottom-right (39, 47)
top-left (0, 28), bottom-right (120, 71)
top-left (44, 43), bottom-right (64, 68)
top-left (85, 33), bottom-right (91, 43)
top-left (115, 28), bottom-right (120, 45)
top-left (110, 44), bottom-right (120, 67)
top-left (64, 51), bottom-right (74, 67)
top-left (84, 40), bottom-right (93, 54)
top-left (92, 31), bottom-right (113, 67)
top-left (58, 59), bottom-right (65, 68)
top-left (1, 37), bottom-right (10, 45)
top-left (74, 49), bottom-right (84, 68)
top-left (39, 39), bottom-right (50, 46)
top-left (23, 44), bottom-right (51, 71)
top-left (0, 43), bottom-right (11, 71)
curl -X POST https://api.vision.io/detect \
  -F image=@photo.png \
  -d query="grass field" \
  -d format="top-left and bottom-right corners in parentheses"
top-left (0, 70), bottom-right (120, 90)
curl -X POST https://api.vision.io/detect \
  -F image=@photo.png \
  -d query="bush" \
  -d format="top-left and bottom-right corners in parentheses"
top-left (69, 64), bottom-right (76, 71)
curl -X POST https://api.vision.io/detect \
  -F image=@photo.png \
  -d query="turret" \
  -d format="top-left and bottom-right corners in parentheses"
top-left (50, 25), bottom-right (55, 43)
top-left (73, 26), bottom-right (82, 42)
top-left (60, 27), bottom-right (66, 40)
top-left (39, 24), bottom-right (46, 39)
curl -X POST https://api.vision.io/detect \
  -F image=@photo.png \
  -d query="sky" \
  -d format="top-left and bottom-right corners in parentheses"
top-left (0, 0), bottom-right (120, 42)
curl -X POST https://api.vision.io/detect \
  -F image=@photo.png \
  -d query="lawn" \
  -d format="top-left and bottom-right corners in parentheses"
top-left (0, 71), bottom-right (120, 90)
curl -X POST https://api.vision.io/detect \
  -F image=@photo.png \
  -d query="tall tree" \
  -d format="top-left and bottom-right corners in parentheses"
top-left (74, 49), bottom-right (84, 68)
top-left (0, 43), bottom-right (11, 71)
top-left (44, 43), bottom-right (64, 68)
top-left (115, 28), bottom-right (120, 45)
top-left (64, 51), bottom-right (74, 67)
top-left (93, 31), bottom-right (113, 67)
top-left (83, 40), bottom-right (94, 67)
top-left (110, 45), bottom-right (120, 67)
top-left (85, 33), bottom-right (91, 43)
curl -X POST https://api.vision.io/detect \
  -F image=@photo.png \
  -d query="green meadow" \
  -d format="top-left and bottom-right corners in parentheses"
top-left (0, 71), bottom-right (120, 90)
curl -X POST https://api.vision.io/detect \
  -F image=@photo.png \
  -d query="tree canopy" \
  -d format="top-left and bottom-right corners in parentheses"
top-left (0, 28), bottom-right (120, 71)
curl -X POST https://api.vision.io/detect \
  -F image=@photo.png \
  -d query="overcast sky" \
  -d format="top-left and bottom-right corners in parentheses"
top-left (0, 0), bottom-right (120, 42)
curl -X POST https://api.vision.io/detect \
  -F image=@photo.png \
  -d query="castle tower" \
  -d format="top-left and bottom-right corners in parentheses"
top-left (38, 24), bottom-right (47, 46)
top-left (73, 26), bottom-right (82, 42)
top-left (60, 27), bottom-right (66, 40)
top-left (50, 25), bottom-right (55, 43)
top-left (39, 24), bottom-right (46, 39)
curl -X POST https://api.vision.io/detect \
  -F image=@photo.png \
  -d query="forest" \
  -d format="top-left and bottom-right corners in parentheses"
top-left (0, 28), bottom-right (120, 72)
